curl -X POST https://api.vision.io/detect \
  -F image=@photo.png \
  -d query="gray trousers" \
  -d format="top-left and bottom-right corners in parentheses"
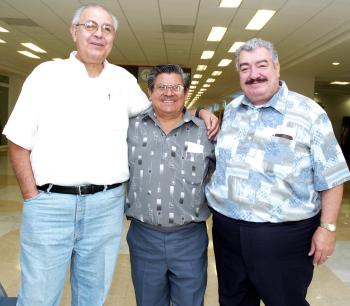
top-left (127, 220), bottom-right (208, 306)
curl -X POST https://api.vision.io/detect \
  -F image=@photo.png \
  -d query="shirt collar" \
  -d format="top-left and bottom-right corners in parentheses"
top-left (142, 107), bottom-right (201, 128)
top-left (241, 81), bottom-right (288, 114)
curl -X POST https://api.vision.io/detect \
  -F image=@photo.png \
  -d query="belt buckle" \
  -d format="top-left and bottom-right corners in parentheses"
top-left (78, 185), bottom-right (84, 196)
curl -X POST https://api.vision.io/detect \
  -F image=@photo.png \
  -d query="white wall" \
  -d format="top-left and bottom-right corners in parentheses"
top-left (8, 74), bottom-right (25, 114)
top-left (281, 71), bottom-right (315, 99)
top-left (315, 94), bottom-right (350, 141)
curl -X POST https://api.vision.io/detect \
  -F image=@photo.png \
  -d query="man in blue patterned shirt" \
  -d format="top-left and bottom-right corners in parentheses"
top-left (206, 38), bottom-right (350, 306)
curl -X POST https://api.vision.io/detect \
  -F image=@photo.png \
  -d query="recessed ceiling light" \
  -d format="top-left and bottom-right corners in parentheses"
top-left (201, 51), bottom-right (215, 59)
top-left (191, 80), bottom-right (199, 85)
top-left (203, 84), bottom-right (211, 88)
top-left (218, 59), bottom-right (232, 66)
top-left (228, 41), bottom-right (245, 53)
top-left (330, 81), bottom-right (350, 85)
top-left (0, 26), bottom-right (9, 33)
top-left (206, 78), bottom-right (216, 83)
top-left (21, 42), bottom-right (47, 53)
top-left (219, 0), bottom-right (242, 8)
top-left (211, 71), bottom-right (222, 76)
top-left (193, 74), bottom-right (202, 79)
top-left (245, 10), bottom-right (276, 30)
top-left (332, 62), bottom-right (340, 66)
top-left (0, 39), bottom-right (6, 43)
top-left (190, 85), bottom-right (197, 89)
top-left (200, 88), bottom-right (207, 92)
top-left (207, 26), bottom-right (227, 42)
top-left (196, 65), bottom-right (207, 71)
top-left (17, 51), bottom-right (41, 59)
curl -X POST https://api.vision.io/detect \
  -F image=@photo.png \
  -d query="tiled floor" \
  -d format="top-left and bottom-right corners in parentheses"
top-left (1, 149), bottom-right (350, 305)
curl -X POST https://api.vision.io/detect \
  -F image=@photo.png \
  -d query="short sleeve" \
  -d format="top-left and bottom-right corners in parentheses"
top-left (311, 112), bottom-right (350, 191)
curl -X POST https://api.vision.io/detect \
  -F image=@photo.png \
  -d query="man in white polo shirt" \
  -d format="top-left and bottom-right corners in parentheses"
top-left (3, 4), bottom-right (218, 306)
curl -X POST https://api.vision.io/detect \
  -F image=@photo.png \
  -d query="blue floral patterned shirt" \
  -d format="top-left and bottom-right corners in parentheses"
top-left (206, 81), bottom-right (350, 222)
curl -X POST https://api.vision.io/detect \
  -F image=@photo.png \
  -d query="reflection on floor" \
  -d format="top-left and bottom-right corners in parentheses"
top-left (0, 149), bottom-right (349, 305)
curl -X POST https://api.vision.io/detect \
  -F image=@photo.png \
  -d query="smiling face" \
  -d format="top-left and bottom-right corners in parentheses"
top-left (238, 47), bottom-right (280, 105)
top-left (70, 6), bottom-right (115, 65)
top-left (149, 73), bottom-right (187, 120)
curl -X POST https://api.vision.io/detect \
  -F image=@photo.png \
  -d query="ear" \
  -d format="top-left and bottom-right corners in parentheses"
top-left (275, 62), bottom-right (280, 78)
top-left (184, 91), bottom-right (189, 101)
top-left (70, 25), bottom-right (77, 42)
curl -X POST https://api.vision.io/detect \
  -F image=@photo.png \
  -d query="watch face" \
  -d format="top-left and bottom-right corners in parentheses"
top-left (321, 223), bottom-right (336, 232)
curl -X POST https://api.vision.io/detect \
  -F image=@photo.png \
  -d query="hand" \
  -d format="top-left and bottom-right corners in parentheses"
top-left (198, 109), bottom-right (220, 140)
top-left (308, 226), bottom-right (336, 265)
top-left (23, 190), bottom-right (39, 201)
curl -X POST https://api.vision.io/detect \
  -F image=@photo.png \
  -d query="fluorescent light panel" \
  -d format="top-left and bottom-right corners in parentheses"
top-left (191, 81), bottom-right (199, 85)
top-left (0, 26), bottom-right (9, 32)
top-left (17, 51), bottom-right (41, 59)
top-left (21, 42), bottom-right (47, 53)
top-left (218, 59), bottom-right (232, 66)
top-left (207, 26), bottom-right (227, 42)
top-left (193, 74), bottom-right (202, 79)
top-left (219, 0), bottom-right (242, 8)
top-left (203, 84), bottom-right (211, 88)
top-left (206, 78), bottom-right (216, 83)
top-left (332, 62), bottom-right (340, 66)
top-left (330, 81), bottom-right (349, 85)
top-left (0, 39), bottom-right (6, 43)
top-left (201, 51), bottom-right (215, 59)
top-left (196, 65), bottom-right (207, 71)
top-left (211, 71), bottom-right (222, 76)
top-left (228, 41), bottom-right (244, 53)
top-left (245, 10), bottom-right (276, 30)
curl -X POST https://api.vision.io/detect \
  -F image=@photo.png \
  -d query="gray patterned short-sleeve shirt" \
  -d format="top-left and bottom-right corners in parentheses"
top-left (126, 109), bottom-right (215, 228)
top-left (206, 81), bottom-right (350, 222)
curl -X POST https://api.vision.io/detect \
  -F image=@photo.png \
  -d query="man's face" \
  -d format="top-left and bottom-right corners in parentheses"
top-left (70, 6), bottom-right (115, 65)
top-left (238, 47), bottom-right (280, 105)
top-left (149, 73), bottom-right (187, 119)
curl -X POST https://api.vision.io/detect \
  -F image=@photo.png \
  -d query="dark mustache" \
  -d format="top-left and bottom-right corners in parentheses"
top-left (245, 77), bottom-right (268, 85)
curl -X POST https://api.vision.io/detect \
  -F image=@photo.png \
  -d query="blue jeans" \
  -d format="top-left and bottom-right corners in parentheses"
top-left (127, 221), bottom-right (208, 306)
top-left (16, 185), bottom-right (125, 306)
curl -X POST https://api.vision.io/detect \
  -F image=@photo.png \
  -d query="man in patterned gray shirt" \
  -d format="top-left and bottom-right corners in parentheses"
top-left (126, 64), bottom-right (215, 306)
top-left (206, 38), bottom-right (350, 306)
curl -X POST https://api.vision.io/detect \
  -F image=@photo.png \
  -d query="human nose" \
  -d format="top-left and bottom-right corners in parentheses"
top-left (248, 66), bottom-right (259, 79)
top-left (163, 86), bottom-right (174, 94)
top-left (93, 25), bottom-right (103, 37)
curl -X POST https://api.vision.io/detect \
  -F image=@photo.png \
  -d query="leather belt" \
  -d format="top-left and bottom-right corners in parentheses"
top-left (37, 183), bottom-right (122, 195)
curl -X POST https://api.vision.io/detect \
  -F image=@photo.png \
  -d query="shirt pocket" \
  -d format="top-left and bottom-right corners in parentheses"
top-left (180, 152), bottom-right (205, 185)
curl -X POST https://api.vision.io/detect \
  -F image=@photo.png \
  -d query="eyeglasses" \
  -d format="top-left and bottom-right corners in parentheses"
top-left (75, 20), bottom-right (115, 35)
top-left (155, 84), bottom-right (185, 94)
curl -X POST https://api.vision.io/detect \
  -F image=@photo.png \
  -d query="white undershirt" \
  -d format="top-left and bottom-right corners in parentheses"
top-left (3, 52), bottom-right (150, 185)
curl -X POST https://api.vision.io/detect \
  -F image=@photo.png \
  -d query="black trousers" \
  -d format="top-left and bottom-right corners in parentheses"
top-left (211, 209), bottom-right (320, 306)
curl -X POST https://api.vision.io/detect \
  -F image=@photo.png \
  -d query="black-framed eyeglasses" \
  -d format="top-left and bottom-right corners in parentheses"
top-left (75, 20), bottom-right (115, 35)
top-left (155, 83), bottom-right (185, 94)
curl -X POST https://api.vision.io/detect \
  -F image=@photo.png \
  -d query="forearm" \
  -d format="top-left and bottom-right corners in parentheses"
top-left (320, 184), bottom-right (343, 224)
top-left (8, 140), bottom-right (38, 199)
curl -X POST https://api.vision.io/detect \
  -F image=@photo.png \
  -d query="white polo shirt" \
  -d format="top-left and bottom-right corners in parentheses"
top-left (3, 52), bottom-right (150, 186)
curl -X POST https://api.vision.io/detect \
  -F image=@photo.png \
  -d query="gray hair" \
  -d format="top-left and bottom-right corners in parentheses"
top-left (148, 64), bottom-right (190, 92)
top-left (72, 3), bottom-right (118, 31)
top-left (235, 38), bottom-right (279, 71)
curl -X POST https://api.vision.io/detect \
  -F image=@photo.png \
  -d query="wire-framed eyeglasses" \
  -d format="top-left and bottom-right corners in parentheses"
top-left (75, 20), bottom-right (115, 35)
top-left (155, 83), bottom-right (185, 94)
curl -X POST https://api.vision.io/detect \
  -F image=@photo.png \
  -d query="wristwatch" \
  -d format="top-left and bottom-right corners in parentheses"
top-left (319, 222), bottom-right (336, 232)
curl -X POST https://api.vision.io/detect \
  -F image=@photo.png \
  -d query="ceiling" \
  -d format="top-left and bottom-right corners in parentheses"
top-left (1, 0), bottom-right (350, 108)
